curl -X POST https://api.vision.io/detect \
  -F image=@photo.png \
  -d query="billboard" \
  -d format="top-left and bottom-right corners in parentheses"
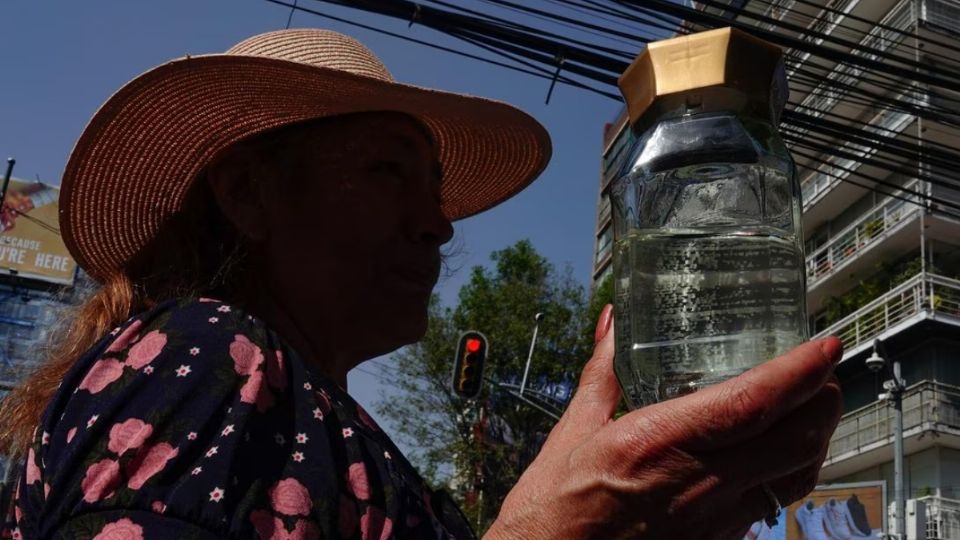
top-left (0, 178), bottom-right (76, 285)
top-left (743, 482), bottom-right (886, 540)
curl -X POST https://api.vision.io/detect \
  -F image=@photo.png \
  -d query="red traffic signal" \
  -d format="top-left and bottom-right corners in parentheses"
top-left (452, 331), bottom-right (488, 399)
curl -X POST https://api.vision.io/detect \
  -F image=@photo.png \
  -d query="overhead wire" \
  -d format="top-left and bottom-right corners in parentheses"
top-left (747, 0), bottom-right (960, 60)
top-left (613, 0), bottom-right (960, 88)
top-left (263, 0), bottom-right (620, 95)
top-left (5, 209), bottom-right (60, 236)
top-left (283, 0), bottom-right (960, 213)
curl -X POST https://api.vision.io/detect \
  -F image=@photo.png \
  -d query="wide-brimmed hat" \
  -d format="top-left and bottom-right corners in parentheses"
top-left (60, 29), bottom-right (552, 282)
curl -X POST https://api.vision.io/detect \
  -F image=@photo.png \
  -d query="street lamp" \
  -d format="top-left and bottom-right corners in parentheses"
top-left (866, 339), bottom-right (907, 539)
top-left (519, 312), bottom-right (544, 397)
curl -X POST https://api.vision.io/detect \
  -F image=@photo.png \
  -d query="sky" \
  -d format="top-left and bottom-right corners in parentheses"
top-left (0, 1), bottom-right (637, 440)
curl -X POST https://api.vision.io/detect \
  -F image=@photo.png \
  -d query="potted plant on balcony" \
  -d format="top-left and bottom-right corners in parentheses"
top-left (862, 217), bottom-right (884, 244)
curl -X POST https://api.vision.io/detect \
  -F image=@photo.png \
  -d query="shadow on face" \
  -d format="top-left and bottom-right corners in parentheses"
top-left (207, 111), bottom-right (455, 361)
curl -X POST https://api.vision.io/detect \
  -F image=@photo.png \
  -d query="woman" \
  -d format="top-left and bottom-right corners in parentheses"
top-left (0, 29), bottom-right (843, 539)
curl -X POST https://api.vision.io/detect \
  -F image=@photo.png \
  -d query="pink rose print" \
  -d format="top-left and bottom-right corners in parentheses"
top-left (105, 320), bottom-right (143, 353)
top-left (151, 500), bottom-right (167, 514)
top-left (107, 418), bottom-right (153, 456)
top-left (78, 359), bottom-right (124, 394)
top-left (66, 427), bottom-right (77, 443)
top-left (124, 330), bottom-right (167, 369)
top-left (92, 518), bottom-right (144, 540)
top-left (44, 483), bottom-right (50, 498)
top-left (231, 334), bottom-right (264, 376)
top-left (339, 496), bottom-right (358, 538)
top-left (269, 478), bottom-right (312, 516)
top-left (240, 371), bottom-right (275, 412)
top-left (266, 349), bottom-right (288, 391)
top-left (81, 459), bottom-right (121, 503)
top-left (240, 371), bottom-right (265, 403)
top-left (347, 462), bottom-right (370, 501)
top-left (289, 519), bottom-right (321, 540)
top-left (360, 506), bottom-right (393, 540)
top-left (126, 442), bottom-right (179, 489)
top-left (25, 448), bottom-right (40, 485)
top-left (357, 405), bottom-right (380, 432)
top-left (250, 510), bottom-right (282, 539)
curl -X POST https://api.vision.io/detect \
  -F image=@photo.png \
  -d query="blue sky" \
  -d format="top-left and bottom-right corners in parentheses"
top-left (0, 1), bottom-right (639, 436)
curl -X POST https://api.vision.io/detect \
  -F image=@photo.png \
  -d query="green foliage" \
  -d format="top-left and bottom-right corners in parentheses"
top-left (375, 240), bottom-right (597, 534)
top-left (862, 218), bottom-right (884, 240)
top-left (822, 255), bottom-right (929, 325)
top-left (585, 273), bottom-right (614, 341)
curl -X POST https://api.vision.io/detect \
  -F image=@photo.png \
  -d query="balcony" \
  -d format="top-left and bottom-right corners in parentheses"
top-left (821, 380), bottom-right (960, 480)
top-left (784, 0), bottom-right (859, 78)
top-left (922, 0), bottom-right (960, 35)
top-left (813, 273), bottom-right (960, 361)
top-left (792, 0), bottom-right (915, 134)
top-left (919, 496), bottom-right (960, 540)
top-left (805, 180), bottom-right (923, 299)
top-left (799, 101), bottom-right (917, 218)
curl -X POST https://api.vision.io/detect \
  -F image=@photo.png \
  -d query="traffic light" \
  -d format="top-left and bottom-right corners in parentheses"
top-left (452, 331), bottom-right (488, 399)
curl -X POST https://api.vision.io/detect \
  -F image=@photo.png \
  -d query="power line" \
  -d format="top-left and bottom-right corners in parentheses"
top-left (4, 209), bottom-right (60, 236)
top-left (280, 0), bottom-right (960, 212)
top-left (285, 0), bottom-right (298, 29)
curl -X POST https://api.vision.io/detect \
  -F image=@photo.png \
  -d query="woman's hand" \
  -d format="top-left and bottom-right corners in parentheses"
top-left (486, 305), bottom-right (843, 540)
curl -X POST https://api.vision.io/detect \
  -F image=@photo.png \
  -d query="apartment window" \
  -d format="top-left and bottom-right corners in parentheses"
top-left (601, 126), bottom-right (637, 188)
top-left (595, 225), bottom-right (613, 266)
top-left (597, 195), bottom-right (612, 228)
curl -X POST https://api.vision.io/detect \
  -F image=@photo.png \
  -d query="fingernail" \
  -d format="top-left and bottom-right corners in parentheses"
top-left (819, 337), bottom-right (843, 365)
top-left (595, 304), bottom-right (613, 344)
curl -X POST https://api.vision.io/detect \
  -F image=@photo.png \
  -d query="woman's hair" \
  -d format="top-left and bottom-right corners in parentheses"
top-left (0, 164), bottom-right (249, 456)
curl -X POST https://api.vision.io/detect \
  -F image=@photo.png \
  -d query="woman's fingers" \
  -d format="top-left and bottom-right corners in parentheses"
top-left (620, 337), bottom-right (842, 452)
top-left (711, 378), bottom-right (842, 490)
top-left (559, 306), bottom-right (622, 437)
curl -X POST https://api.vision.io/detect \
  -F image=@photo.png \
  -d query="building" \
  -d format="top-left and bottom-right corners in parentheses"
top-left (594, 1), bottom-right (960, 537)
top-left (0, 177), bottom-right (86, 479)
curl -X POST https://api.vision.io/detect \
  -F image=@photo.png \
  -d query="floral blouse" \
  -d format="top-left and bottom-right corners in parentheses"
top-left (1, 297), bottom-right (475, 539)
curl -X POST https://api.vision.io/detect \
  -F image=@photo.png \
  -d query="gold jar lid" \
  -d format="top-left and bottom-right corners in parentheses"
top-left (618, 27), bottom-right (787, 127)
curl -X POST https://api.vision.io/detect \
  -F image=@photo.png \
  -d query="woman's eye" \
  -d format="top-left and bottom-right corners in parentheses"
top-left (368, 162), bottom-right (406, 184)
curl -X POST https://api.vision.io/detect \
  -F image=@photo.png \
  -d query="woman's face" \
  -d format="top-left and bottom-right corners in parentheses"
top-left (214, 112), bottom-right (453, 362)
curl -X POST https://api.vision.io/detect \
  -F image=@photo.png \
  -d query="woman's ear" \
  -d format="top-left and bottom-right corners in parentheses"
top-left (206, 149), bottom-right (268, 242)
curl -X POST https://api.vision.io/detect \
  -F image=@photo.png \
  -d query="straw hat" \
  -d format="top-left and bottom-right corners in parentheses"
top-left (60, 29), bottom-right (552, 282)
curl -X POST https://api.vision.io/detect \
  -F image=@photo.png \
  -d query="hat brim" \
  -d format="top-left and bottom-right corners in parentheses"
top-left (60, 54), bottom-right (552, 282)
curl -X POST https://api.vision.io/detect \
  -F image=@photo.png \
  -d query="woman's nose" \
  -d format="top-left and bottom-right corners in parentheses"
top-left (414, 205), bottom-right (454, 246)
top-left (407, 189), bottom-right (454, 246)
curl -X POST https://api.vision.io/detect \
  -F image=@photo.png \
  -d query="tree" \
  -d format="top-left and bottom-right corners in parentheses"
top-left (375, 240), bottom-right (609, 533)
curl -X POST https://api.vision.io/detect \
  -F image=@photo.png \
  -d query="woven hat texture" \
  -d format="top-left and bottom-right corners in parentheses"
top-left (60, 29), bottom-right (552, 282)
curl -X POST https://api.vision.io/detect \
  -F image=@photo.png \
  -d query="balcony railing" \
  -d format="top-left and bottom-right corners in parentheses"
top-left (794, 0), bottom-right (915, 130)
top-left (919, 496), bottom-right (960, 540)
top-left (785, 0), bottom-right (858, 77)
top-left (755, 0), bottom-right (797, 31)
top-left (825, 381), bottom-right (960, 464)
top-left (799, 101), bottom-right (917, 209)
top-left (922, 0), bottom-right (960, 35)
top-left (806, 179), bottom-right (922, 286)
top-left (814, 273), bottom-right (960, 352)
